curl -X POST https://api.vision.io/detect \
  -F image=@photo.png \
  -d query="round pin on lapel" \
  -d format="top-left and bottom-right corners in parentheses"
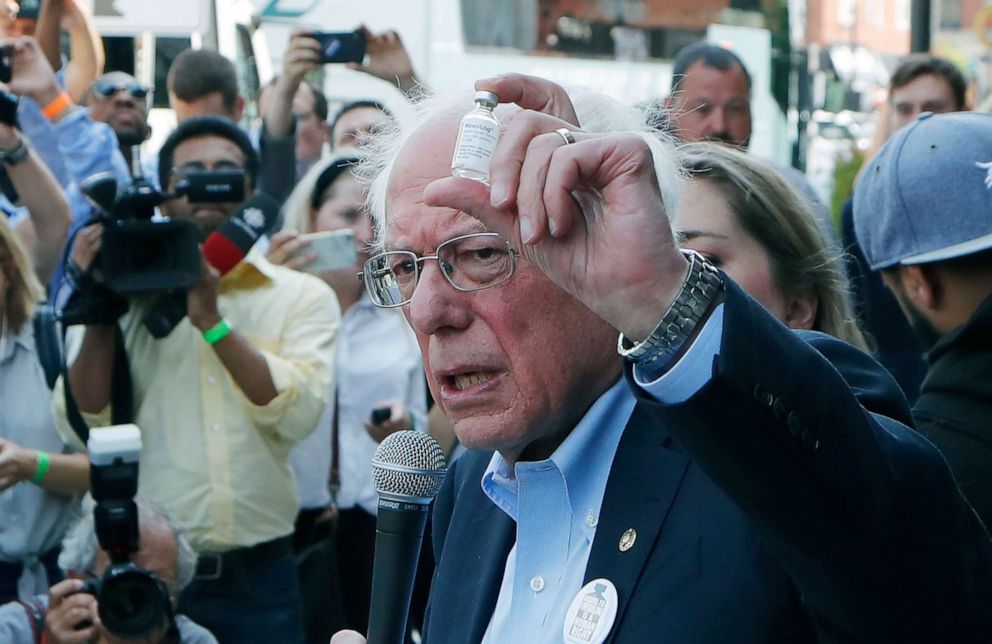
top-left (562, 578), bottom-right (619, 644)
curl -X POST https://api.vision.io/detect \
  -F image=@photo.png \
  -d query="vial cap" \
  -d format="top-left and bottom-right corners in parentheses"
top-left (474, 90), bottom-right (499, 107)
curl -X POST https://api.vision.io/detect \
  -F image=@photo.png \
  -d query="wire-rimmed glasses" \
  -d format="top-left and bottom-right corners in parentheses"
top-left (362, 232), bottom-right (518, 308)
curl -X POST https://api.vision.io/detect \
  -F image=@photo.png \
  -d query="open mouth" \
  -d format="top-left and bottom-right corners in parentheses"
top-left (451, 372), bottom-right (494, 391)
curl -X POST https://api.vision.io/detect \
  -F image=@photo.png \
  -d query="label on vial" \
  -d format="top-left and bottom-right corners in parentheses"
top-left (451, 117), bottom-right (500, 174)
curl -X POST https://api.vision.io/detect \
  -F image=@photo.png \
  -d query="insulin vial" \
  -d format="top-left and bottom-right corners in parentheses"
top-left (451, 90), bottom-right (501, 184)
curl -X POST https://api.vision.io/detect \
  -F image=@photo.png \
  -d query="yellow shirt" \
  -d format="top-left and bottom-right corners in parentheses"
top-left (53, 252), bottom-right (340, 552)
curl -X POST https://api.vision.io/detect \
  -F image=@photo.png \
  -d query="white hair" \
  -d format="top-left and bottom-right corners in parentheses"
top-left (58, 495), bottom-right (198, 598)
top-left (354, 83), bottom-right (685, 253)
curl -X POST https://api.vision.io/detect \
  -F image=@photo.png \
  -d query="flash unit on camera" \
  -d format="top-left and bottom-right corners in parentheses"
top-left (87, 424), bottom-right (142, 466)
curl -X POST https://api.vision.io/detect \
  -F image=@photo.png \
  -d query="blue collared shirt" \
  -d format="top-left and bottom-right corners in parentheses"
top-left (481, 304), bottom-right (724, 643)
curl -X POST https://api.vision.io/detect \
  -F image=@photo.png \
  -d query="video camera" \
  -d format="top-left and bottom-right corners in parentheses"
top-left (79, 151), bottom-right (245, 297)
top-left (85, 424), bottom-right (173, 639)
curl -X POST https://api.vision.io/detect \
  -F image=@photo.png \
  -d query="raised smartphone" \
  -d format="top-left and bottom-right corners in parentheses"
top-left (311, 30), bottom-right (366, 64)
top-left (297, 229), bottom-right (359, 273)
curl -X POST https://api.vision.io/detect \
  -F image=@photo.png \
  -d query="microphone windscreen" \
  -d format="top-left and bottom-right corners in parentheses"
top-left (371, 431), bottom-right (447, 504)
top-left (202, 234), bottom-right (243, 275)
top-left (201, 193), bottom-right (281, 276)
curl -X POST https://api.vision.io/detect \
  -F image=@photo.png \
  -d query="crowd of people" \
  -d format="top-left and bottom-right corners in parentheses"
top-left (0, 2), bottom-right (990, 643)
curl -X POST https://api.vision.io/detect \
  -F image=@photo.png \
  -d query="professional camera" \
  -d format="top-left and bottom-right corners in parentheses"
top-left (85, 425), bottom-right (173, 639)
top-left (79, 153), bottom-right (245, 297)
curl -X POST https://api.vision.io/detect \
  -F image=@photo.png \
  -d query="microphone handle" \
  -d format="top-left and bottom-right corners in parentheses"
top-left (366, 499), bottom-right (430, 644)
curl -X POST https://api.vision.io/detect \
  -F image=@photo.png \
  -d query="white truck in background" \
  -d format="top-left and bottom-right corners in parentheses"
top-left (251, 0), bottom-right (791, 164)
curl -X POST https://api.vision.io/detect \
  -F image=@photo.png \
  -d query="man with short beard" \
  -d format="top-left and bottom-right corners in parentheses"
top-left (854, 111), bottom-right (992, 532)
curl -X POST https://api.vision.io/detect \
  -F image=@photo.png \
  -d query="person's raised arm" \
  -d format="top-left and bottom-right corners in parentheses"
top-left (32, 0), bottom-right (104, 102)
top-left (423, 79), bottom-right (688, 342)
top-left (59, 0), bottom-right (104, 102)
top-left (4, 121), bottom-right (72, 284)
top-left (262, 30), bottom-right (321, 139)
top-left (33, 0), bottom-right (63, 72)
top-left (64, 224), bottom-right (115, 414)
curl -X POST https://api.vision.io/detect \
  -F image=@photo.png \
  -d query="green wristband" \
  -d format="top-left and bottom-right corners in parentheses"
top-left (32, 451), bottom-right (50, 484)
top-left (202, 318), bottom-right (232, 345)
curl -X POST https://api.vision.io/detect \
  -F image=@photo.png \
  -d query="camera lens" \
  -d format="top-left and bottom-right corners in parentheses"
top-left (97, 565), bottom-right (171, 639)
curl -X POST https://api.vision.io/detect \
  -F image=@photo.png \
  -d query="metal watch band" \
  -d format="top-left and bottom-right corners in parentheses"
top-left (617, 249), bottom-right (724, 365)
top-left (0, 136), bottom-right (29, 166)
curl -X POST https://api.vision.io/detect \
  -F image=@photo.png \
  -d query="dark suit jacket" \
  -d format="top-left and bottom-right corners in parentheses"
top-left (423, 282), bottom-right (992, 643)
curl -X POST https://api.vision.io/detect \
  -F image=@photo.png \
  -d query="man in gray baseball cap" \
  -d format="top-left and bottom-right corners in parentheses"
top-left (854, 110), bottom-right (992, 528)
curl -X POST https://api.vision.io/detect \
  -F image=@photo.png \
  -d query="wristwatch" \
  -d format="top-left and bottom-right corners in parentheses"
top-left (0, 136), bottom-right (29, 166)
top-left (617, 249), bottom-right (724, 368)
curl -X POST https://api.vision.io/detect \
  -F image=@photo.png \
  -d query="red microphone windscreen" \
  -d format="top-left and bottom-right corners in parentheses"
top-left (202, 233), bottom-right (245, 276)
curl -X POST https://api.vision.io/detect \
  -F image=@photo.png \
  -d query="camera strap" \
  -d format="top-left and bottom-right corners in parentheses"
top-left (61, 322), bottom-right (135, 445)
top-left (16, 596), bottom-right (46, 643)
top-left (32, 302), bottom-right (61, 389)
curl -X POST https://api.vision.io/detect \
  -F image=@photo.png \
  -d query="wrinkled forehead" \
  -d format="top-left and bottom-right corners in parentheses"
top-left (383, 113), bottom-right (468, 248)
top-left (382, 105), bottom-right (527, 250)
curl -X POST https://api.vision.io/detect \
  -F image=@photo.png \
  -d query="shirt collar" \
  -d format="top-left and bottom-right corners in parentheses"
top-left (1, 320), bottom-right (34, 363)
top-left (220, 247), bottom-right (279, 286)
top-left (482, 377), bottom-right (635, 529)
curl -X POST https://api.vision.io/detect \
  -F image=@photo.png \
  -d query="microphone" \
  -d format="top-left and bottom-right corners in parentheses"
top-left (143, 194), bottom-right (280, 338)
top-left (367, 431), bottom-right (447, 644)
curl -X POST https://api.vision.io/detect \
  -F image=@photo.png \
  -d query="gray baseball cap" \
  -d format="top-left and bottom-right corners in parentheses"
top-left (854, 111), bottom-right (992, 270)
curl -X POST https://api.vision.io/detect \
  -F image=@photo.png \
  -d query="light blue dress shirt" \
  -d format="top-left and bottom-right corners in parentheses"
top-left (481, 304), bottom-right (724, 643)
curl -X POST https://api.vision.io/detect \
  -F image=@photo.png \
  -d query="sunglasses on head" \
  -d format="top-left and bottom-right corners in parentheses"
top-left (91, 80), bottom-right (151, 101)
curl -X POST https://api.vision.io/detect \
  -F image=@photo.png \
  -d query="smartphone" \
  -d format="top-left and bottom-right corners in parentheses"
top-left (17, 0), bottom-right (41, 20)
top-left (296, 229), bottom-right (358, 272)
top-left (370, 407), bottom-right (391, 425)
top-left (0, 45), bottom-right (12, 84)
top-left (311, 30), bottom-right (366, 64)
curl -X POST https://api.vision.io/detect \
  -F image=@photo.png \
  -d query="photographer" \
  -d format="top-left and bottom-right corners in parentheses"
top-left (52, 116), bottom-right (339, 643)
top-left (1, 35), bottom-right (129, 296)
top-left (0, 496), bottom-right (216, 643)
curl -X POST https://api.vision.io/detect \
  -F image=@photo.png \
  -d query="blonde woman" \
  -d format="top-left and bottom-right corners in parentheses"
top-left (0, 216), bottom-right (88, 604)
top-left (675, 141), bottom-right (867, 349)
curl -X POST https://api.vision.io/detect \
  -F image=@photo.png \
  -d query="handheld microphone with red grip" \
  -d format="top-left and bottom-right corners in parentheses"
top-left (142, 194), bottom-right (280, 338)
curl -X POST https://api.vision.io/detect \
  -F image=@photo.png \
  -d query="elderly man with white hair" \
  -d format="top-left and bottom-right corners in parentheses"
top-left (0, 497), bottom-right (216, 643)
top-left (332, 74), bottom-right (992, 644)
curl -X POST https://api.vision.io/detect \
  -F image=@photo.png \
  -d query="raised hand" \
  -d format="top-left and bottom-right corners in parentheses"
top-left (423, 74), bottom-right (688, 341)
top-left (347, 26), bottom-right (419, 94)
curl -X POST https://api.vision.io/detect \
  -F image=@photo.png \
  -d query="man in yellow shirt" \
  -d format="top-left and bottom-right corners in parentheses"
top-left (53, 116), bottom-right (339, 644)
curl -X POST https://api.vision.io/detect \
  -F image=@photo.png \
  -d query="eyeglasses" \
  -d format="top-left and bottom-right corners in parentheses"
top-left (362, 232), bottom-right (518, 308)
top-left (91, 80), bottom-right (152, 103)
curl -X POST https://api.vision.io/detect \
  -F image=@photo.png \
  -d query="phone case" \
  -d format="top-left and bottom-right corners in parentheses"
top-left (297, 230), bottom-right (359, 272)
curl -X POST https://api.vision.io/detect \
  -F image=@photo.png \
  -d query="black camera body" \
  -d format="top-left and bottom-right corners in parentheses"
top-left (86, 425), bottom-right (173, 639)
top-left (80, 167), bottom-right (245, 297)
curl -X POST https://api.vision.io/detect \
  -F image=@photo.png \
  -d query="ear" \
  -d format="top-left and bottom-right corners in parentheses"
top-left (896, 264), bottom-right (943, 312)
top-left (782, 289), bottom-right (818, 331)
top-left (233, 96), bottom-right (246, 122)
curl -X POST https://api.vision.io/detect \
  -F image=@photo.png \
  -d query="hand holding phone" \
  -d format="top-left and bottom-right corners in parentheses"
top-left (310, 30), bottom-right (367, 64)
top-left (293, 229), bottom-right (358, 273)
